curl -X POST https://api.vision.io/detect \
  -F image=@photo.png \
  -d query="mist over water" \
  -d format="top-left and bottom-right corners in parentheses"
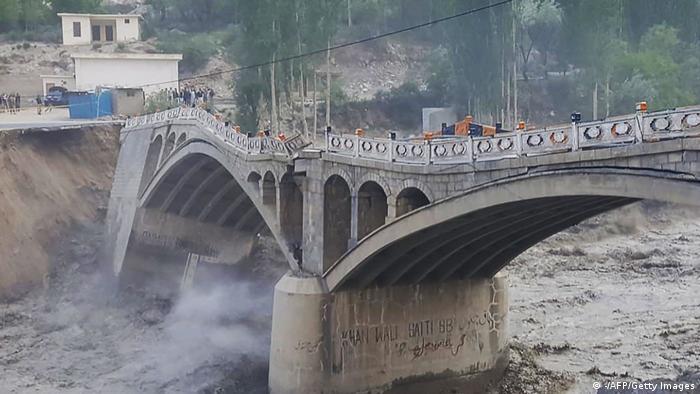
top-left (114, 282), bottom-right (273, 393)
top-left (0, 226), bottom-right (279, 393)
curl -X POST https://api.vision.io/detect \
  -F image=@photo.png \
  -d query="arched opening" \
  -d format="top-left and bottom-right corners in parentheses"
top-left (262, 171), bottom-right (276, 207)
top-left (324, 169), bottom-right (700, 291)
top-left (324, 175), bottom-right (351, 269)
top-left (357, 181), bottom-right (388, 240)
top-left (279, 173), bottom-right (304, 263)
top-left (247, 172), bottom-right (262, 194)
top-left (160, 132), bottom-right (176, 165)
top-left (396, 187), bottom-right (430, 217)
top-left (176, 133), bottom-right (187, 146)
top-left (139, 135), bottom-right (163, 195)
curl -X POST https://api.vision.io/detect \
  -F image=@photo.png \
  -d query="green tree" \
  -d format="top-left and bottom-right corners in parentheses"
top-left (49, 0), bottom-right (102, 13)
top-left (0, 0), bottom-right (21, 32)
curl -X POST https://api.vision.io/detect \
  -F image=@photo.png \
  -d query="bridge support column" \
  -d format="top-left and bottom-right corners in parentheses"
top-left (349, 193), bottom-right (359, 248)
top-left (269, 273), bottom-right (510, 394)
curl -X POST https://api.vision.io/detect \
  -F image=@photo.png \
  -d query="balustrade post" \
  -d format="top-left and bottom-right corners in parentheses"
top-left (467, 136), bottom-right (475, 162)
top-left (634, 112), bottom-right (644, 143)
top-left (388, 132), bottom-right (396, 162)
top-left (570, 122), bottom-right (579, 151)
top-left (354, 135), bottom-right (360, 158)
top-left (426, 140), bottom-right (432, 164)
top-left (515, 133), bottom-right (523, 157)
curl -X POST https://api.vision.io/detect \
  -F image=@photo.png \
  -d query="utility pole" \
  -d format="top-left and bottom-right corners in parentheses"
top-left (313, 70), bottom-right (318, 136)
top-left (512, 2), bottom-right (518, 125)
top-left (593, 81), bottom-right (598, 120)
top-left (270, 19), bottom-right (279, 134)
top-left (325, 38), bottom-right (331, 129)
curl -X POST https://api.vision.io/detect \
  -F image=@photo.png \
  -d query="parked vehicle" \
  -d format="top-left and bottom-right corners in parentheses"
top-left (44, 87), bottom-right (69, 106)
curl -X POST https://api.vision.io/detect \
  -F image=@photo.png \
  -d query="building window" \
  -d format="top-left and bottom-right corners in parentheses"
top-left (73, 22), bottom-right (81, 37)
top-left (125, 19), bottom-right (130, 24)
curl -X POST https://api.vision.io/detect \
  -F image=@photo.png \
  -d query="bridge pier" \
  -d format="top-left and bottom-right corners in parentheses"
top-left (269, 273), bottom-right (509, 394)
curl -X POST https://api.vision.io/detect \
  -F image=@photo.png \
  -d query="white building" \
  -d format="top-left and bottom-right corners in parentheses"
top-left (58, 13), bottom-right (142, 46)
top-left (71, 53), bottom-right (182, 95)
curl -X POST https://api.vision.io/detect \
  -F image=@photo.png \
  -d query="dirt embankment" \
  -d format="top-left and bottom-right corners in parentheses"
top-left (0, 127), bottom-right (120, 299)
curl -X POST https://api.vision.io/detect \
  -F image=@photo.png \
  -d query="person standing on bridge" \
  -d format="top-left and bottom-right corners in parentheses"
top-left (14, 93), bottom-right (20, 114)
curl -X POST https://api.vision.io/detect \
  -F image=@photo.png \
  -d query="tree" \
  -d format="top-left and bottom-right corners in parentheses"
top-left (516, 0), bottom-right (562, 79)
top-left (0, 0), bottom-right (21, 32)
top-left (49, 0), bottom-right (102, 13)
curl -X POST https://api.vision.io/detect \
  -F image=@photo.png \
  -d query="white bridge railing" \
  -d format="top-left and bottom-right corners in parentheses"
top-left (124, 107), bottom-right (309, 156)
top-left (326, 106), bottom-right (700, 165)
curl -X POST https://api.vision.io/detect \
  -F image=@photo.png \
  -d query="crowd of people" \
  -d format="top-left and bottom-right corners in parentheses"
top-left (0, 93), bottom-right (22, 114)
top-left (165, 85), bottom-right (216, 108)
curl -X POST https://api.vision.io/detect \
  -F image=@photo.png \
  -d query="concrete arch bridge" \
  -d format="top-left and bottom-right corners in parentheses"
top-left (105, 105), bottom-right (700, 393)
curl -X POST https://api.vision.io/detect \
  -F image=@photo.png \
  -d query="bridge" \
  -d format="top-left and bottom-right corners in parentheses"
top-left (104, 105), bottom-right (700, 393)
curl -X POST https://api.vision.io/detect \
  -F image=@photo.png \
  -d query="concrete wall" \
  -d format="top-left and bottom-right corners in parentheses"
top-left (74, 55), bottom-right (180, 95)
top-left (61, 15), bottom-right (92, 45)
top-left (103, 124), bottom-right (157, 276)
top-left (112, 89), bottom-right (145, 116)
top-left (61, 15), bottom-right (139, 45)
top-left (269, 273), bottom-right (509, 394)
top-left (118, 206), bottom-right (258, 295)
top-left (114, 17), bottom-right (140, 42)
top-left (422, 107), bottom-right (457, 132)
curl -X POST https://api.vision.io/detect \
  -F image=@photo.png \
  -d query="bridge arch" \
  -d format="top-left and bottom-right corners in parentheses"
top-left (395, 186), bottom-right (430, 216)
top-left (356, 173), bottom-right (391, 197)
top-left (324, 168), bottom-right (355, 192)
top-left (247, 171), bottom-right (262, 194)
top-left (139, 134), bottom-right (163, 195)
top-left (324, 174), bottom-right (352, 269)
top-left (176, 133), bottom-right (187, 146)
top-left (324, 169), bottom-right (700, 291)
top-left (161, 132), bottom-right (176, 165)
top-left (357, 181), bottom-right (388, 240)
top-left (398, 179), bottom-right (434, 201)
top-left (262, 171), bottom-right (277, 207)
top-left (137, 140), bottom-right (297, 270)
top-left (279, 173), bottom-right (304, 260)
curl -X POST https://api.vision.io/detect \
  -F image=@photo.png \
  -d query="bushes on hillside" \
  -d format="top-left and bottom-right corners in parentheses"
top-left (156, 31), bottom-right (219, 73)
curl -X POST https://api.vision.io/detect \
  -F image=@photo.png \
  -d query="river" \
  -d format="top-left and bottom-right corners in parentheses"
top-left (0, 203), bottom-right (698, 393)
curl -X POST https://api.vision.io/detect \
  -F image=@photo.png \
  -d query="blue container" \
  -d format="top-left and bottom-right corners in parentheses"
top-left (68, 91), bottom-right (113, 119)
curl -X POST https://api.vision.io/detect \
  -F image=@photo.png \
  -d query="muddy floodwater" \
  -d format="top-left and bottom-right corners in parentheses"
top-left (1, 203), bottom-right (699, 393)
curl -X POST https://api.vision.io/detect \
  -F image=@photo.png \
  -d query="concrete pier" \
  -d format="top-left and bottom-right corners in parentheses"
top-left (269, 273), bottom-right (509, 393)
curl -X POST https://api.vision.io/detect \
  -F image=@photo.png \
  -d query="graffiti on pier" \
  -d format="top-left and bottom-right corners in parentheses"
top-left (340, 324), bottom-right (399, 347)
top-left (336, 311), bottom-right (502, 360)
top-left (397, 333), bottom-right (468, 360)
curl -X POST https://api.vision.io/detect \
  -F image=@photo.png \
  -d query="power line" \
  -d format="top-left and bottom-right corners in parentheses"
top-left (6, 1), bottom-right (512, 98)
top-left (133, 0), bottom-right (514, 89)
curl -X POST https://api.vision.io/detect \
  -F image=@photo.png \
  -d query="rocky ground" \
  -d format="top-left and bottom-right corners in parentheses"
top-left (1, 202), bottom-right (699, 393)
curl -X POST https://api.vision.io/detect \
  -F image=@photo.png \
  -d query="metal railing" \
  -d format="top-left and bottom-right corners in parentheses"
top-left (325, 105), bottom-right (700, 165)
top-left (124, 107), bottom-right (309, 156)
